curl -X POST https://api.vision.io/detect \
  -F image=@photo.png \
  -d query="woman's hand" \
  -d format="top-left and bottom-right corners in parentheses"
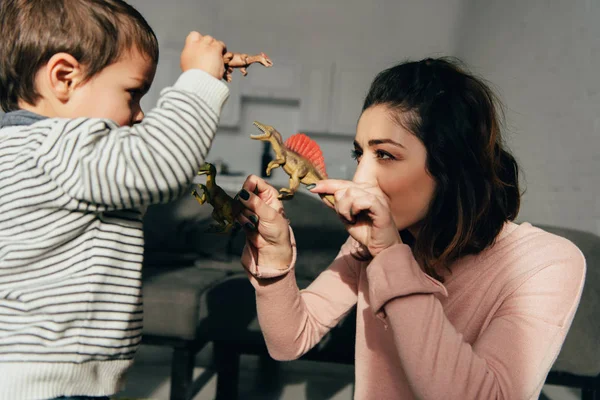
top-left (235, 175), bottom-right (293, 270)
top-left (309, 179), bottom-right (402, 257)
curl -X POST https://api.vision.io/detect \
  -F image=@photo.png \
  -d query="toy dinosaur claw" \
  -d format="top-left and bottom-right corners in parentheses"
top-left (277, 188), bottom-right (295, 200)
top-left (191, 187), bottom-right (207, 205)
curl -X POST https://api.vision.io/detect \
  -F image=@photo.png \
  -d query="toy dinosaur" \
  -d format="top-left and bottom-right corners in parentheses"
top-left (223, 51), bottom-right (273, 82)
top-left (192, 162), bottom-right (241, 233)
top-left (250, 121), bottom-right (335, 207)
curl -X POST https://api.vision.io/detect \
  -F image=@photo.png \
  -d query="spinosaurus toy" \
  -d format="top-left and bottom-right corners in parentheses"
top-left (250, 121), bottom-right (335, 207)
top-left (223, 51), bottom-right (273, 82)
top-left (192, 162), bottom-right (241, 233)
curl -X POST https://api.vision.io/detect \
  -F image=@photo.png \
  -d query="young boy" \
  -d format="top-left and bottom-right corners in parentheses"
top-left (0, 1), bottom-right (231, 399)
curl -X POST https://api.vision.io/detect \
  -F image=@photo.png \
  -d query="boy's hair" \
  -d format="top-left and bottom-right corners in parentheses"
top-left (362, 57), bottom-right (521, 281)
top-left (0, 0), bottom-right (159, 112)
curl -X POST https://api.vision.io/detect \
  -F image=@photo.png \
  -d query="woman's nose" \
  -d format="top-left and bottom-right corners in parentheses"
top-left (352, 158), bottom-right (377, 185)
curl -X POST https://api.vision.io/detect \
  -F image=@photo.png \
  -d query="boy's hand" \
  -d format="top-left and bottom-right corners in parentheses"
top-left (180, 31), bottom-right (227, 80)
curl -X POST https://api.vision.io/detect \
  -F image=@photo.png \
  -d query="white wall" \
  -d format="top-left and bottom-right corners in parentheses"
top-left (456, 0), bottom-right (600, 235)
top-left (129, 0), bottom-right (466, 182)
top-left (128, 0), bottom-right (598, 235)
top-left (130, 0), bottom-right (464, 70)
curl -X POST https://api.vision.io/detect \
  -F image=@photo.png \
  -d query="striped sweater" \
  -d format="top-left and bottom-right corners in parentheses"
top-left (0, 69), bottom-right (229, 399)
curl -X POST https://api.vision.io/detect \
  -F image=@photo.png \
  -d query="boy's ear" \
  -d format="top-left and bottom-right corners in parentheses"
top-left (46, 53), bottom-right (85, 102)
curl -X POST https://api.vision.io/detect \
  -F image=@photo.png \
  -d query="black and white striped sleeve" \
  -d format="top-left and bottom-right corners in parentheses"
top-left (34, 69), bottom-right (229, 209)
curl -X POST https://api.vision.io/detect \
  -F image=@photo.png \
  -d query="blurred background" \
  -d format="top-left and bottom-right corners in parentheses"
top-left (131, 0), bottom-right (599, 237)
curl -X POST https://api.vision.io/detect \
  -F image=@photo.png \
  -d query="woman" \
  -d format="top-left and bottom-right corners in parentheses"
top-left (233, 58), bottom-right (585, 399)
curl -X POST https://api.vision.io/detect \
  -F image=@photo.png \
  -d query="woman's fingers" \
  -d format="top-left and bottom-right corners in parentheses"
top-left (237, 207), bottom-right (259, 231)
top-left (233, 204), bottom-right (262, 245)
top-left (333, 188), bottom-right (352, 222)
top-left (242, 174), bottom-right (283, 210)
top-left (235, 175), bottom-right (291, 246)
top-left (335, 187), bottom-right (388, 225)
top-left (310, 179), bottom-right (371, 210)
top-left (308, 179), bottom-right (355, 195)
top-left (235, 186), bottom-right (279, 224)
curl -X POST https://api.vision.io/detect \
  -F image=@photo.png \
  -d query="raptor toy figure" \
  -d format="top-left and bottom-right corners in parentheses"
top-left (192, 162), bottom-right (241, 233)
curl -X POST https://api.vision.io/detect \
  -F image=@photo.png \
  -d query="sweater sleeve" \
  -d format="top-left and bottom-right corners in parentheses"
top-left (242, 230), bottom-right (362, 361)
top-left (34, 69), bottom-right (229, 209)
top-left (367, 238), bottom-right (586, 400)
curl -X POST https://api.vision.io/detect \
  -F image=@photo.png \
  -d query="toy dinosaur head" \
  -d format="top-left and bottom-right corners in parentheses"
top-left (251, 120), bottom-right (282, 143)
top-left (197, 162), bottom-right (217, 176)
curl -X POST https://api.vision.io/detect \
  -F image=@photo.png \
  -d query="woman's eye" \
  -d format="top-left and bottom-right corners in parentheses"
top-left (376, 150), bottom-right (395, 160)
top-left (350, 149), bottom-right (362, 161)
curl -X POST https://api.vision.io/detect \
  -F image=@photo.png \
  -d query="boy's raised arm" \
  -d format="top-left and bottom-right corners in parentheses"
top-left (35, 33), bottom-right (230, 209)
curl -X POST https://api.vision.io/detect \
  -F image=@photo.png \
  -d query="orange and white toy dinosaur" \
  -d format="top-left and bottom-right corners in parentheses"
top-left (250, 120), bottom-right (335, 207)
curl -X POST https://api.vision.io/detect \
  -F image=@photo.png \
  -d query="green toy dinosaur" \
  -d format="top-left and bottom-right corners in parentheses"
top-left (250, 121), bottom-right (335, 207)
top-left (192, 162), bottom-right (241, 233)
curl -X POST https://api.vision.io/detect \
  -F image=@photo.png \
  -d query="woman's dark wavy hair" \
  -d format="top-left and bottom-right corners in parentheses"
top-left (362, 57), bottom-right (521, 281)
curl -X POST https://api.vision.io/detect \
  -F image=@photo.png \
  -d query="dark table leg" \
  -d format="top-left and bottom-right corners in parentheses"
top-left (214, 341), bottom-right (240, 400)
top-left (170, 344), bottom-right (196, 400)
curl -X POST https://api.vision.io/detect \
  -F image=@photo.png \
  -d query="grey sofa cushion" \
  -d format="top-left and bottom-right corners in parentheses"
top-left (535, 224), bottom-right (600, 377)
top-left (142, 265), bottom-right (231, 339)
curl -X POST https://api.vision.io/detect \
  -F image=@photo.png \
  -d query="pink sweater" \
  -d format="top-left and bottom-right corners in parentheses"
top-left (242, 222), bottom-right (586, 399)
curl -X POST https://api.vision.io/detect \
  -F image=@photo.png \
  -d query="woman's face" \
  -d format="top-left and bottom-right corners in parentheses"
top-left (352, 104), bottom-right (436, 235)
